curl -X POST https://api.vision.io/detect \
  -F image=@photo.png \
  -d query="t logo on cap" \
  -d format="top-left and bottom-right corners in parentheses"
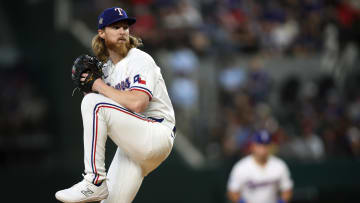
top-left (115, 8), bottom-right (123, 16)
top-left (97, 7), bottom-right (136, 29)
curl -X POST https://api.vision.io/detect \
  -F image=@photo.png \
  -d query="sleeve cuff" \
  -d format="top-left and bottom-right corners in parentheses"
top-left (130, 86), bottom-right (153, 100)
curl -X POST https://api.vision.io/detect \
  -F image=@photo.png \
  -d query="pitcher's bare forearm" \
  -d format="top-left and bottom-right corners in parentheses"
top-left (92, 78), bottom-right (149, 113)
top-left (281, 189), bottom-right (293, 203)
top-left (227, 191), bottom-right (241, 203)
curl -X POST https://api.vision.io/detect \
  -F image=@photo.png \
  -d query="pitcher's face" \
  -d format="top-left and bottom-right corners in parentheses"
top-left (99, 21), bottom-right (130, 50)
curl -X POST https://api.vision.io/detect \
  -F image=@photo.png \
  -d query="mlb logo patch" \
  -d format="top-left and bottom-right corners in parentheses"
top-left (134, 74), bottom-right (146, 85)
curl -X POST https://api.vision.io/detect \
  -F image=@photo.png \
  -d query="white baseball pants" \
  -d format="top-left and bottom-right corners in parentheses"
top-left (81, 93), bottom-right (174, 203)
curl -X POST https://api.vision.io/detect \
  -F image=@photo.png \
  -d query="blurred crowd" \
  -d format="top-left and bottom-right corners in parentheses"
top-left (0, 65), bottom-right (52, 166)
top-left (117, 0), bottom-right (360, 56)
top-left (78, 0), bottom-right (360, 161)
top-left (110, 0), bottom-right (360, 161)
top-left (90, 0), bottom-right (359, 161)
top-left (213, 58), bottom-right (360, 161)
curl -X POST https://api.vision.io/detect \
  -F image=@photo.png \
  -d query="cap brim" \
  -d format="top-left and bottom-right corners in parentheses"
top-left (124, 18), bottom-right (136, 25)
top-left (254, 141), bottom-right (271, 145)
top-left (108, 17), bottom-right (136, 26)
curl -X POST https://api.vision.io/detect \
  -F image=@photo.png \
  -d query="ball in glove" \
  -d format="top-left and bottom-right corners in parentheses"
top-left (71, 54), bottom-right (103, 93)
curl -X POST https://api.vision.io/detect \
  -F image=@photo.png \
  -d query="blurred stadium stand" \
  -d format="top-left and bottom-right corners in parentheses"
top-left (1, 0), bottom-right (360, 202)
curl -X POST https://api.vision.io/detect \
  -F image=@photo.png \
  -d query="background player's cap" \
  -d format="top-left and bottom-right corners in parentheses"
top-left (252, 130), bottom-right (271, 145)
top-left (98, 7), bottom-right (136, 29)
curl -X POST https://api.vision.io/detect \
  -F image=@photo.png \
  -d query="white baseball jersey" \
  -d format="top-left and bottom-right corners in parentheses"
top-left (102, 47), bottom-right (175, 129)
top-left (227, 155), bottom-right (293, 203)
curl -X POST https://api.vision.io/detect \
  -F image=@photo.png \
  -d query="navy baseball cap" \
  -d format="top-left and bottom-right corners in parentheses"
top-left (252, 130), bottom-right (271, 145)
top-left (98, 7), bottom-right (136, 29)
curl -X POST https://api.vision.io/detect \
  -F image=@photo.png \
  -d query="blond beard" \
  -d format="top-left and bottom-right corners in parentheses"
top-left (106, 39), bottom-right (131, 58)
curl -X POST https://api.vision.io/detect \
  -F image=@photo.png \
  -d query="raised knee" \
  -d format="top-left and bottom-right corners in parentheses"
top-left (81, 93), bottom-right (101, 112)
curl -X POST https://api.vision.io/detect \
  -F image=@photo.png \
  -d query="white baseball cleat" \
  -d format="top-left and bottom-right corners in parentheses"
top-left (55, 179), bottom-right (108, 203)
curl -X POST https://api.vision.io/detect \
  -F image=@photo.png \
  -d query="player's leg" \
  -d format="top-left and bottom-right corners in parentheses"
top-left (101, 119), bottom-right (174, 203)
top-left (82, 93), bottom-right (109, 185)
top-left (81, 92), bottom-right (172, 178)
top-left (81, 93), bottom-right (173, 176)
top-left (56, 93), bottom-right (173, 202)
top-left (106, 113), bottom-right (173, 175)
top-left (101, 148), bottom-right (144, 203)
top-left (101, 137), bottom-right (173, 203)
top-left (55, 93), bottom-right (111, 203)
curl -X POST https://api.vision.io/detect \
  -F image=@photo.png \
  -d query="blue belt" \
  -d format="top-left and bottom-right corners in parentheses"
top-left (148, 117), bottom-right (176, 134)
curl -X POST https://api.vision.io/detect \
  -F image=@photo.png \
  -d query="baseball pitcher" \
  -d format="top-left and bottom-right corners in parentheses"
top-left (55, 7), bottom-right (176, 203)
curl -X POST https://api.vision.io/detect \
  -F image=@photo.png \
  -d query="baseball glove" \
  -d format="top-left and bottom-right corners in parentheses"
top-left (71, 54), bottom-right (103, 94)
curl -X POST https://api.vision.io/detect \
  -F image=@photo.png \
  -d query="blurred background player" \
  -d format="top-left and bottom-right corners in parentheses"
top-left (227, 130), bottom-right (293, 203)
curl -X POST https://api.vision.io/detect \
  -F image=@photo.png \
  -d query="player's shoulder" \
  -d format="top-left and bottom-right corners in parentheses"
top-left (128, 48), bottom-right (156, 64)
top-left (232, 155), bottom-right (253, 170)
top-left (268, 155), bottom-right (289, 169)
